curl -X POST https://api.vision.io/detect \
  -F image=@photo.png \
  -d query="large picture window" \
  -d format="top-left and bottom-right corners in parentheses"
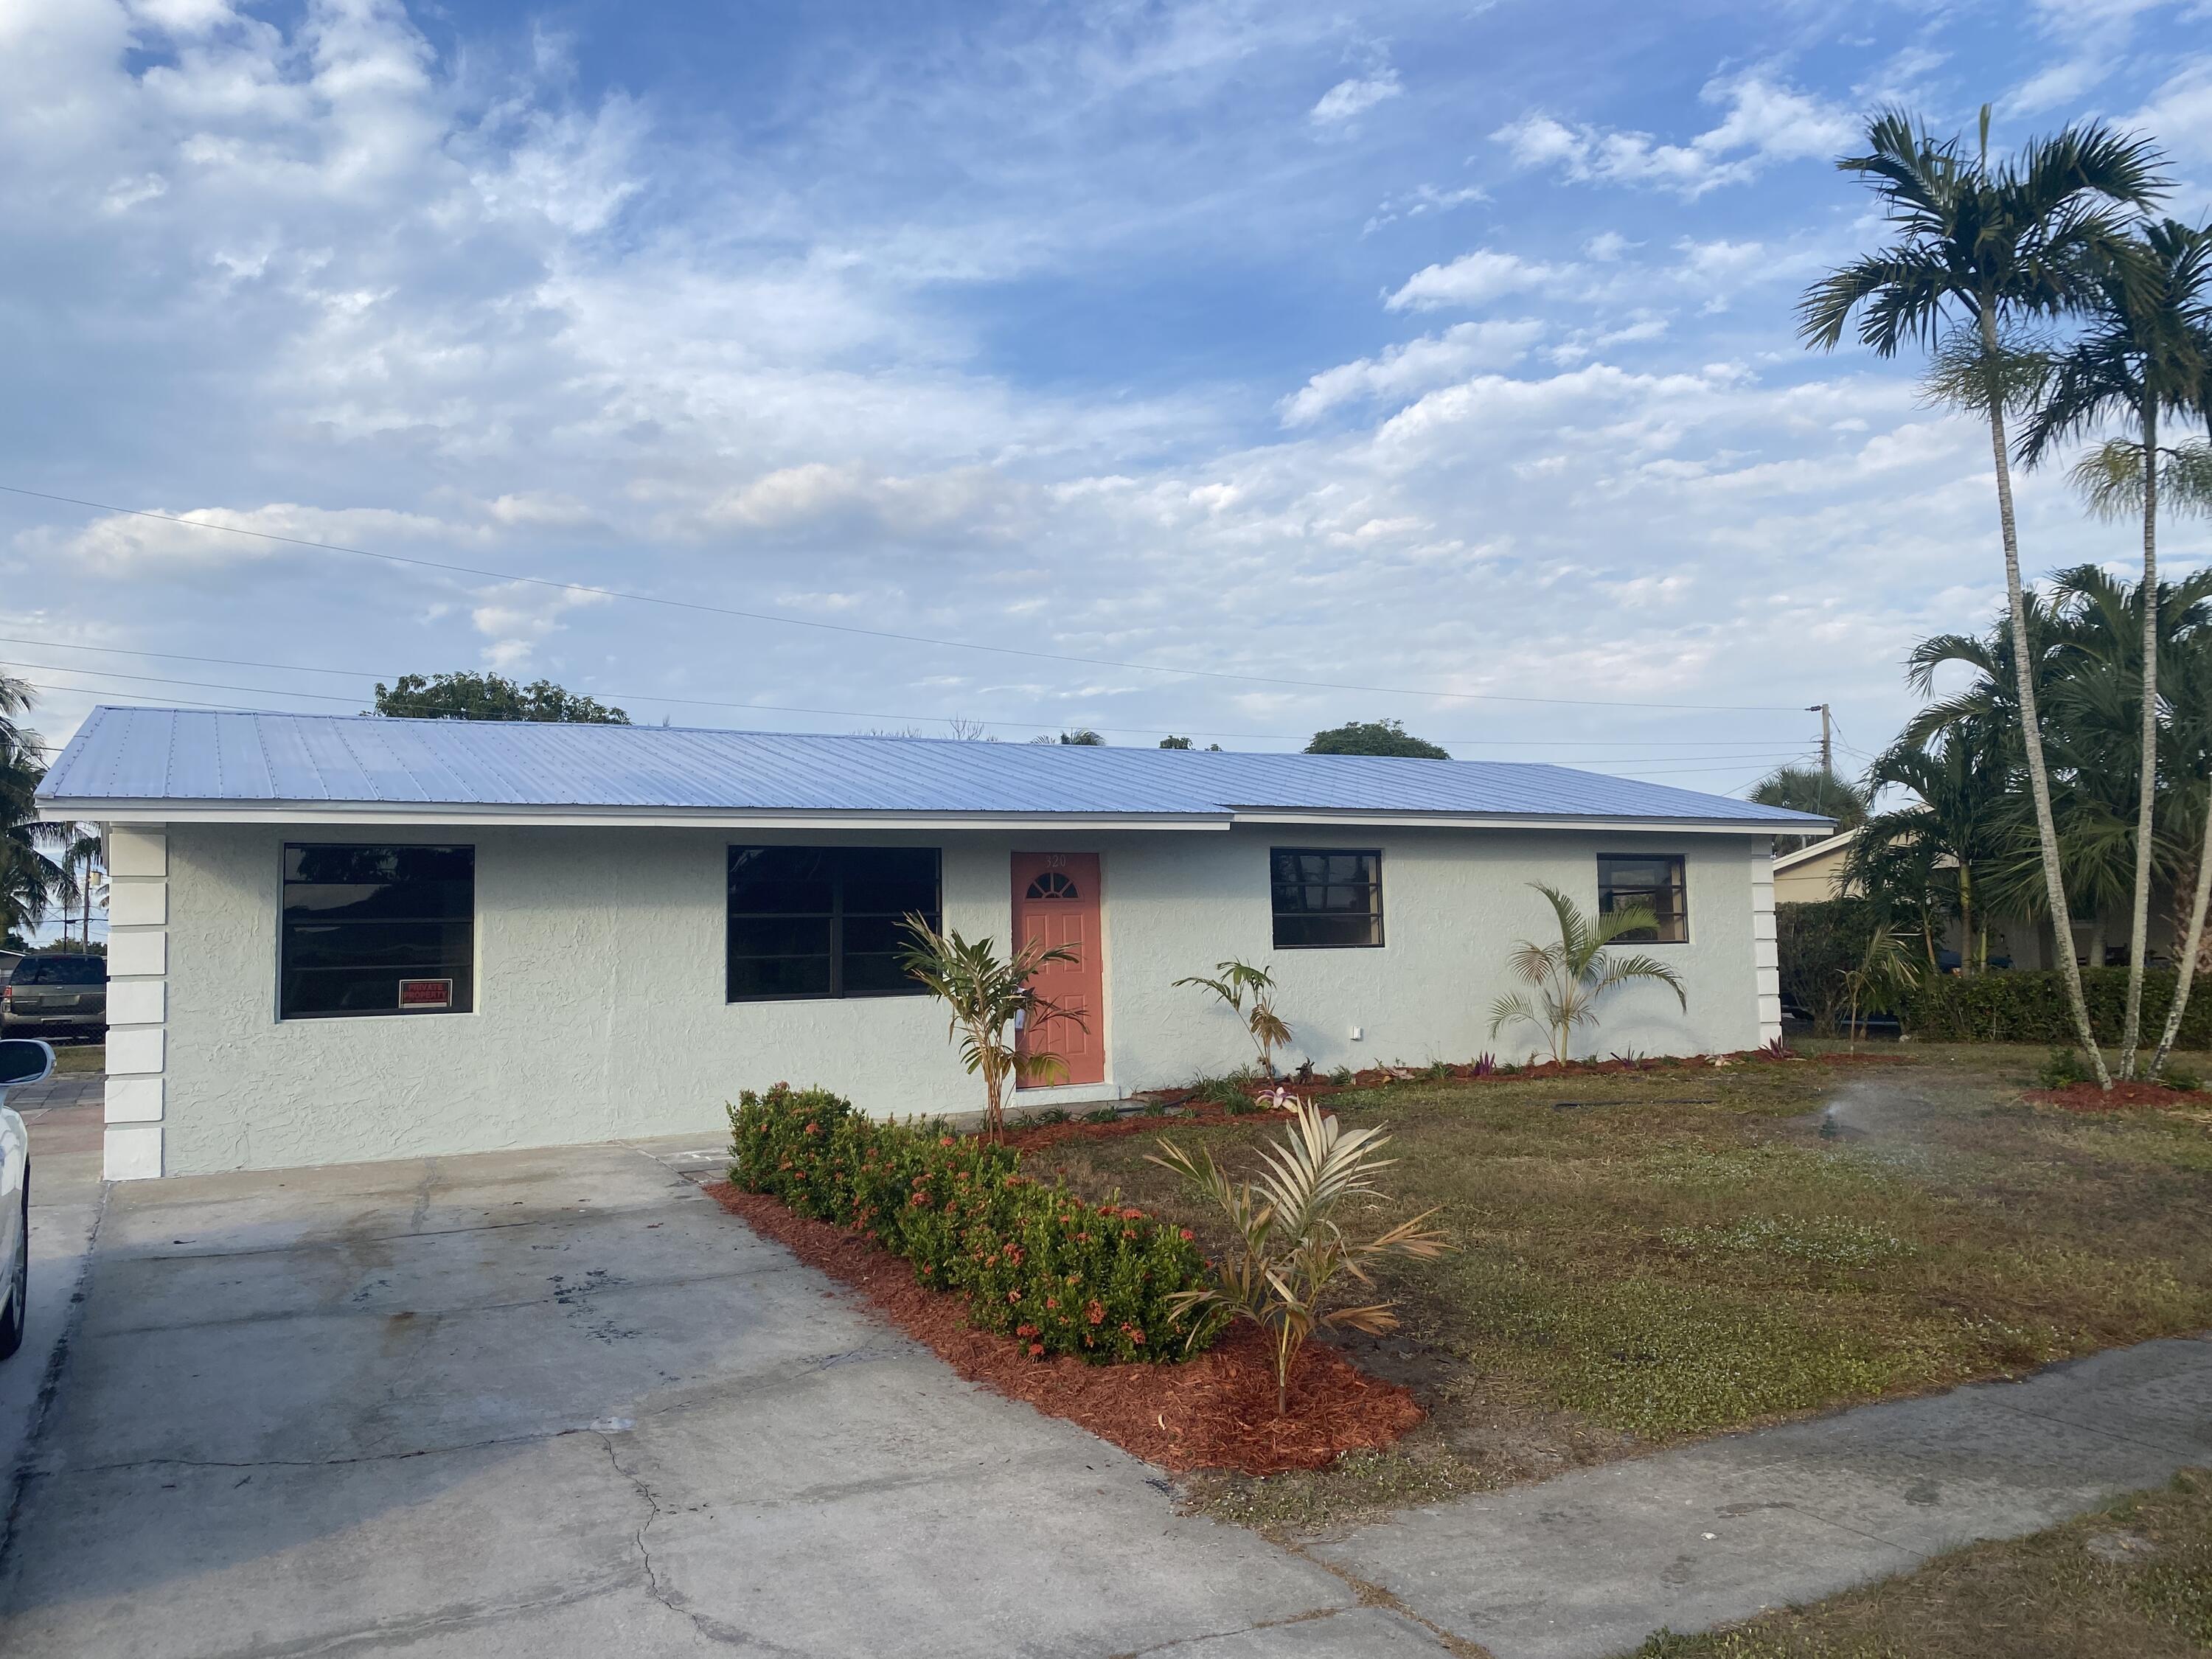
top-left (728, 846), bottom-right (940, 1001)
top-left (281, 844), bottom-right (475, 1019)
top-left (1270, 849), bottom-right (1383, 948)
top-left (1598, 854), bottom-right (1688, 943)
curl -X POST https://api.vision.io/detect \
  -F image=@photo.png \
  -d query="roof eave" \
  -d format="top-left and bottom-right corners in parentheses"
top-left (49, 796), bottom-right (1811, 835)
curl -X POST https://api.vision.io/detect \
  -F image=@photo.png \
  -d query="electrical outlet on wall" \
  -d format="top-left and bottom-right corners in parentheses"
top-left (1349, 1026), bottom-right (1364, 1042)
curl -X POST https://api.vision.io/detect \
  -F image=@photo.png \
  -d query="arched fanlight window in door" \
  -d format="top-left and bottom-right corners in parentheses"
top-left (1025, 871), bottom-right (1080, 901)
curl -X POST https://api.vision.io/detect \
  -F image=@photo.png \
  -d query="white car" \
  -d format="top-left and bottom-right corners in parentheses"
top-left (0, 1037), bottom-right (52, 1360)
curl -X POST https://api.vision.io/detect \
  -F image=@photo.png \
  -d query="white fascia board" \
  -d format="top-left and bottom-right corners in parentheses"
top-left (55, 801), bottom-right (1234, 832)
top-left (1222, 810), bottom-right (1803, 835)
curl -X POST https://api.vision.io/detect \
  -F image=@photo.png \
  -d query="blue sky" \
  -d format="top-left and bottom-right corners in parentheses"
top-left (4, 0), bottom-right (2211, 796)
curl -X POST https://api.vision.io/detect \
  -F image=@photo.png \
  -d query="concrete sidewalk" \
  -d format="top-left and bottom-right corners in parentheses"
top-left (1310, 1332), bottom-right (2212, 1658)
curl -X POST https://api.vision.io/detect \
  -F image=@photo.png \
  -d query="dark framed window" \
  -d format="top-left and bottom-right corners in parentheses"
top-left (728, 846), bottom-right (940, 1001)
top-left (281, 844), bottom-right (475, 1019)
top-left (1270, 849), bottom-right (1383, 949)
top-left (1599, 854), bottom-right (1688, 943)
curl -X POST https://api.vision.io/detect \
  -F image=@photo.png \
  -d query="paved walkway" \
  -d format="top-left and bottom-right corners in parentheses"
top-left (1313, 1332), bottom-right (2212, 1658)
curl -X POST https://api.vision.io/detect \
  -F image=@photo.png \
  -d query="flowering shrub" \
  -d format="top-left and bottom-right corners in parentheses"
top-left (727, 1082), bottom-right (1216, 1365)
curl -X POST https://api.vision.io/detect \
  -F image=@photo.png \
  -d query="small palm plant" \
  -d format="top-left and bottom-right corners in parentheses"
top-left (1174, 959), bottom-right (1293, 1076)
top-left (1487, 883), bottom-right (1688, 1065)
top-left (899, 915), bottom-right (1087, 1139)
top-left (1149, 1099), bottom-right (1450, 1413)
top-left (1840, 923), bottom-right (1921, 1052)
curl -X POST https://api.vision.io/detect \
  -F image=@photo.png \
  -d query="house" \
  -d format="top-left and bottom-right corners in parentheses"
top-left (1773, 830), bottom-right (1859, 905)
top-left (37, 707), bottom-right (1823, 1181)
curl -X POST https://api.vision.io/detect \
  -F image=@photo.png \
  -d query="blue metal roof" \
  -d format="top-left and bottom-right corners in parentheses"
top-left (38, 706), bottom-right (1822, 827)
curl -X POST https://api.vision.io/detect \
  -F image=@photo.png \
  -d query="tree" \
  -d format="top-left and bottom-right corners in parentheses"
top-left (0, 674), bottom-right (72, 940)
top-left (1800, 104), bottom-right (2167, 1090)
top-left (1487, 883), bottom-right (1687, 1064)
top-left (1159, 735), bottom-right (1193, 749)
top-left (897, 916), bottom-right (1086, 1138)
top-left (1174, 959), bottom-right (1293, 1076)
top-left (1305, 719), bottom-right (1449, 759)
top-left (1148, 1099), bottom-right (1450, 1413)
top-left (1750, 765), bottom-right (1868, 853)
top-left (2017, 219), bottom-right (2212, 1074)
top-left (1058, 730), bottom-right (1105, 746)
top-left (370, 672), bottom-right (629, 724)
top-left (1850, 731), bottom-right (2014, 973)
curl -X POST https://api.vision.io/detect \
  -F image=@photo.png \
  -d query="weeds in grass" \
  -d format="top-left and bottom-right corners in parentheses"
top-left (1025, 1107), bottom-right (1071, 1126)
top-left (1191, 1075), bottom-right (1250, 1109)
top-left (1660, 1215), bottom-right (1917, 1270)
top-left (1327, 1065), bottom-right (1356, 1087)
top-left (1082, 1106), bottom-right (1120, 1124)
top-left (2039, 1046), bottom-right (2094, 1088)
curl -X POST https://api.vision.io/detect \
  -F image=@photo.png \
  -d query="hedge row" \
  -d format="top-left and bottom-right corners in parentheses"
top-left (1902, 967), bottom-right (2212, 1047)
top-left (727, 1083), bottom-right (1215, 1364)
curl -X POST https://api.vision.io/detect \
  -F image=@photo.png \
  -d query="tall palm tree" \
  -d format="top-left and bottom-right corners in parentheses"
top-left (1799, 105), bottom-right (2167, 1088)
top-left (0, 673), bottom-right (70, 940)
top-left (2146, 319), bottom-right (2212, 1076)
top-left (2017, 219), bottom-right (2212, 1074)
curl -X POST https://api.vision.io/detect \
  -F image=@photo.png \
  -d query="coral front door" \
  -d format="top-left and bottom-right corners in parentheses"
top-left (1012, 851), bottom-right (1105, 1088)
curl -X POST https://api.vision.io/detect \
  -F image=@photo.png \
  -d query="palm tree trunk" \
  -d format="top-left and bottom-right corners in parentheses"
top-left (2152, 801), bottom-right (2212, 1078)
top-left (2118, 403), bottom-right (2160, 1079)
top-left (1982, 303), bottom-right (2111, 1087)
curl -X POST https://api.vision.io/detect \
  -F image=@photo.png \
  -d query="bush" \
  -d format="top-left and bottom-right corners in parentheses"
top-left (1775, 899), bottom-right (1885, 1032)
top-left (727, 1083), bottom-right (1213, 1364)
top-left (1904, 967), bottom-right (2212, 1047)
top-left (2037, 1046), bottom-right (2092, 1088)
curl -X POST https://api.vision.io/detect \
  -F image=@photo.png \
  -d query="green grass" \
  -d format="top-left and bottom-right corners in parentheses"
top-left (1630, 1468), bottom-right (2212, 1658)
top-left (1023, 1045), bottom-right (2212, 1529)
top-left (52, 1043), bottom-right (103, 1074)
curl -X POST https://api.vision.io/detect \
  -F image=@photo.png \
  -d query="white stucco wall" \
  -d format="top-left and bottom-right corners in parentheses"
top-left (142, 820), bottom-right (1772, 1176)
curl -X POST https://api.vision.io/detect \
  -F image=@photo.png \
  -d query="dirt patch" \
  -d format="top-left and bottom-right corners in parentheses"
top-left (701, 1180), bottom-right (1423, 1475)
top-left (2025, 1082), bottom-right (2208, 1112)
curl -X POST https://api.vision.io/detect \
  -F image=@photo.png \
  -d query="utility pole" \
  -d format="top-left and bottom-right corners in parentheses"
top-left (1806, 704), bottom-right (1832, 776)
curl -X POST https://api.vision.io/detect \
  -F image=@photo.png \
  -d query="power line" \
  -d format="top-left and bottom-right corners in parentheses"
top-left (0, 484), bottom-right (1808, 714)
top-left (0, 637), bottom-right (1810, 748)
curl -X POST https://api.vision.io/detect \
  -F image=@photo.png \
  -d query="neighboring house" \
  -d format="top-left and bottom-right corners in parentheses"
top-left (1772, 830), bottom-right (1860, 905)
top-left (38, 707), bottom-right (1822, 1181)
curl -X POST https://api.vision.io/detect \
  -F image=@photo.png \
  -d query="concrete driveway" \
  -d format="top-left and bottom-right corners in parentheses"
top-left (0, 1117), bottom-right (1441, 1658)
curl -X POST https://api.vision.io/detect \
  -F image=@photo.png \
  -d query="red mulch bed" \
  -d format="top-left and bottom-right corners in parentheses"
top-left (2025, 1081), bottom-right (2206, 1112)
top-left (700, 1180), bottom-right (1423, 1475)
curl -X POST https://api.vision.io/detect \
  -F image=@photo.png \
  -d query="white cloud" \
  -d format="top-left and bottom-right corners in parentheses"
top-left (43, 504), bottom-right (455, 576)
top-left (1583, 230), bottom-right (1631, 261)
top-left (1385, 248), bottom-right (1569, 311)
top-left (469, 582), bottom-right (611, 671)
top-left (1311, 67), bottom-right (1402, 125)
top-left (2131, 56), bottom-right (2212, 166)
top-left (1279, 319), bottom-right (1545, 424)
top-left (1493, 71), bottom-right (1857, 197)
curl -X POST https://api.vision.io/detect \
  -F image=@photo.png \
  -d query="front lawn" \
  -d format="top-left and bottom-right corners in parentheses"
top-left (1021, 1044), bottom-right (2212, 1529)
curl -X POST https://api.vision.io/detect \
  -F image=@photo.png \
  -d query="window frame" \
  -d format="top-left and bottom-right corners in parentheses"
top-left (1596, 852), bottom-right (1689, 945)
top-left (278, 842), bottom-right (478, 1022)
top-left (1267, 846), bottom-right (1385, 950)
top-left (726, 845), bottom-right (942, 1004)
